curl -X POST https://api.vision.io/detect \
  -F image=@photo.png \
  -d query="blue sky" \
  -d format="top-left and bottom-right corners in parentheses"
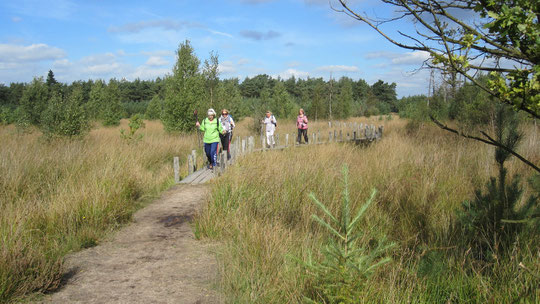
top-left (0, 0), bottom-right (433, 97)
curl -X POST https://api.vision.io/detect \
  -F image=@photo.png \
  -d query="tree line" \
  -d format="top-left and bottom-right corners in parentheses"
top-left (0, 41), bottom-right (401, 135)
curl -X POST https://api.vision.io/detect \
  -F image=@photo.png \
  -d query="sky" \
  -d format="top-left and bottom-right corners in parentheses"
top-left (0, 0), bottom-right (434, 97)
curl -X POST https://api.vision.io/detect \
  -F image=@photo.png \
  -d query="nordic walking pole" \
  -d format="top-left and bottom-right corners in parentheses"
top-left (194, 110), bottom-right (202, 150)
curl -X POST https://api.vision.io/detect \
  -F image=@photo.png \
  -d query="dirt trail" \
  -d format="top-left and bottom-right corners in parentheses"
top-left (39, 184), bottom-right (221, 304)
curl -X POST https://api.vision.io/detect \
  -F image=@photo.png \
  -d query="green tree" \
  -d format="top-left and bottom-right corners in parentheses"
top-left (102, 79), bottom-right (123, 126)
top-left (87, 79), bottom-right (107, 120)
top-left (145, 94), bottom-right (163, 120)
top-left (203, 51), bottom-right (220, 107)
top-left (162, 40), bottom-right (204, 132)
top-left (336, 0), bottom-right (539, 172)
top-left (270, 81), bottom-right (294, 119)
top-left (18, 77), bottom-right (49, 126)
top-left (41, 86), bottom-right (89, 137)
top-left (335, 77), bottom-right (353, 119)
top-left (336, 0), bottom-right (539, 119)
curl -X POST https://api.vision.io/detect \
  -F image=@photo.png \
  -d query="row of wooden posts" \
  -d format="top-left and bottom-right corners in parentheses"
top-left (174, 123), bottom-right (384, 183)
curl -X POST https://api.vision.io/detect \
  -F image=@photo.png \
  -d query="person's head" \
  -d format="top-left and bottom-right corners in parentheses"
top-left (207, 108), bottom-right (216, 119)
top-left (299, 108), bottom-right (304, 115)
top-left (266, 111), bottom-right (271, 118)
top-left (221, 109), bottom-right (229, 116)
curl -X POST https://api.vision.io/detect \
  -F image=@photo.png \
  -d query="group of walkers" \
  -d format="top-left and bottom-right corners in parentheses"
top-left (196, 108), bottom-right (309, 170)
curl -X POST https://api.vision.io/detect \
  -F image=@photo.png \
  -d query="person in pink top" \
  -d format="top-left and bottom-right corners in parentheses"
top-left (296, 108), bottom-right (309, 144)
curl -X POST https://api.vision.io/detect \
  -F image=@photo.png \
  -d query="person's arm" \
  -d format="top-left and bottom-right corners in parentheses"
top-left (230, 117), bottom-right (235, 129)
top-left (304, 116), bottom-right (308, 124)
top-left (199, 119), bottom-right (206, 132)
top-left (218, 120), bottom-right (224, 134)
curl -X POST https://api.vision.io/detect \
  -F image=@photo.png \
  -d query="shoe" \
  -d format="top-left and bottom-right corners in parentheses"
top-left (209, 164), bottom-right (213, 169)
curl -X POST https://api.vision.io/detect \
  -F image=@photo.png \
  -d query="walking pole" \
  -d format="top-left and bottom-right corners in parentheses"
top-left (194, 110), bottom-right (202, 150)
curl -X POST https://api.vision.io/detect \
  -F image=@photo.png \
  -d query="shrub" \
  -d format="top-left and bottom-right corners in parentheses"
top-left (40, 87), bottom-right (89, 138)
top-left (120, 114), bottom-right (145, 141)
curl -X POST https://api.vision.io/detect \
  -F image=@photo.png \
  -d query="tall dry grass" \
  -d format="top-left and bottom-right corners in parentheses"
top-left (0, 120), bottom-right (196, 302)
top-left (195, 118), bottom-right (539, 303)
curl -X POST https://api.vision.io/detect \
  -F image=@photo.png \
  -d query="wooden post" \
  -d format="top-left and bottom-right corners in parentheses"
top-left (312, 133), bottom-right (315, 144)
top-left (261, 135), bottom-right (266, 151)
top-left (191, 150), bottom-right (197, 171)
top-left (285, 134), bottom-right (289, 147)
top-left (276, 133), bottom-right (280, 148)
top-left (328, 121), bottom-right (332, 128)
top-left (174, 157), bottom-right (180, 183)
top-left (317, 130), bottom-right (320, 144)
top-left (339, 130), bottom-right (343, 141)
top-left (242, 139), bottom-right (246, 155)
top-left (329, 131), bottom-right (332, 142)
top-left (220, 152), bottom-right (226, 172)
top-left (188, 154), bottom-right (194, 175)
top-left (353, 131), bottom-right (357, 141)
top-left (334, 130), bottom-right (337, 142)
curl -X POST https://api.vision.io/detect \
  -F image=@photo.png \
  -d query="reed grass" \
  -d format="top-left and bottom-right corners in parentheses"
top-left (0, 120), bottom-right (195, 302)
top-left (195, 118), bottom-right (539, 303)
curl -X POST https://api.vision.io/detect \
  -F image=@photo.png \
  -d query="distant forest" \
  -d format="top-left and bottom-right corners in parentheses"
top-left (0, 70), bottom-right (399, 123)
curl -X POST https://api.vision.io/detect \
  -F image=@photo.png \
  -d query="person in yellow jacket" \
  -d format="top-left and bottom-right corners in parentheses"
top-left (196, 108), bottom-right (225, 169)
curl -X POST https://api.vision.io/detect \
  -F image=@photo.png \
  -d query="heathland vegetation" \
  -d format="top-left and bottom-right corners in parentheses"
top-left (1, 1), bottom-right (539, 299)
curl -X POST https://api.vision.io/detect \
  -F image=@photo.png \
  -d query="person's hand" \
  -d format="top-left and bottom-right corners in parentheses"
top-left (196, 121), bottom-right (200, 127)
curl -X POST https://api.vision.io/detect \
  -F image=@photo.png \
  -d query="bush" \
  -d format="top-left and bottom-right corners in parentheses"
top-left (145, 95), bottom-right (163, 120)
top-left (0, 106), bottom-right (16, 125)
top-left (40, 88), bottom-right (89, 138)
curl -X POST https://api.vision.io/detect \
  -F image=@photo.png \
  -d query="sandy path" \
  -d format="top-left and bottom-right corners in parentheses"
top-left (39, 184), bottom-right (221, 304)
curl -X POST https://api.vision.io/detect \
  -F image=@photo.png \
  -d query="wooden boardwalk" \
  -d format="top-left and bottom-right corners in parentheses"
top-left (176, 122), bottom-right (383, 185)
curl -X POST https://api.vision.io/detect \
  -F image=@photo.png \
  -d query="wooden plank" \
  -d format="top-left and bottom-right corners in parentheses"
top-left (191, 169), bottom-right (213, 184)
top-left (198, 170), bottom-right (215, 184)
top-left (179, 167), bottom-right (207, 184)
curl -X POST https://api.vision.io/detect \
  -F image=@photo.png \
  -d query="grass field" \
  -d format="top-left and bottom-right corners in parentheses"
top-left (195, 118), bottom-right (539, 303)
top-left (0, 120), bottom-right (196, 302)
top-left (1, 116), bottom-right (538, 303)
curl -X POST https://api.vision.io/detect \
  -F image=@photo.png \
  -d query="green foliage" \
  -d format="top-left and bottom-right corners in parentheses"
top-left (456, 105), bottom-right (539, 259)
top-left (270, 81), bottom-right (295, 119)
top-left (40, 87), bottom-right (89, 138)
top-left (162, 40), bottom-right (204, 132)
top-left (122, 100), bottom-right (148, 118)
top-left (87, 79), bottom-right (107, 120)
top-left (335, 78), bottom-right (353, 119)
top-left (145, 94), bottom-right (163, 120)
top-left (301, 165), bottom-right (394, 304)
top-left (18, 77), bottom-right (49, 127)
top-left (203, 50), bottom-right (220, 107)
top-left (120, 114), bottom-right (145, 141)
top-left (0, 106), bottom-right (16, 125)
top-left (102, 80), bottom-right (123, 126)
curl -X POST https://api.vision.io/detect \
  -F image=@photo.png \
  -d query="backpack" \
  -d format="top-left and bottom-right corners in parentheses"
top-left (271, 115), bottom-right (277, 127)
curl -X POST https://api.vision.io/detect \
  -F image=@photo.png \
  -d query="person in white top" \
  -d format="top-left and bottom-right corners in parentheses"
top-left (262, 111), bottom-right (277, 148)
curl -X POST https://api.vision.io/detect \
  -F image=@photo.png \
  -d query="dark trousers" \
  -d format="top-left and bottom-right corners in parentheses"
top-left (219, 132), bottom-right (232, 160)
top-left (204, 142), bottom-right (219, 166)
top-left (297, 128), bottom-right (308, 144)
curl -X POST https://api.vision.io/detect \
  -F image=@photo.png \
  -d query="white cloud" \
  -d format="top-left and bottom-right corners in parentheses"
top-left (316, 65), bottom-right (359, 72)
top-left (145, 56), bottom-right (169, 66)
top-left (237, 58), bottom-right (250, 65)
top-left (278, 68), bottom-right (309, 79)
top-left (0, 43), bottom-right (66, 62)
top-left (219, 61), bottom-right (236, 74)
top-left (365, 51), bottom-right (431, 66)
top-left (108, 19), bottom-right (202, 33)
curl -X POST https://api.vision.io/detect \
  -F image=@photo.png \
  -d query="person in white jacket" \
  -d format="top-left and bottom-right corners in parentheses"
top-left (262, 111), bottom-right (277, 148)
